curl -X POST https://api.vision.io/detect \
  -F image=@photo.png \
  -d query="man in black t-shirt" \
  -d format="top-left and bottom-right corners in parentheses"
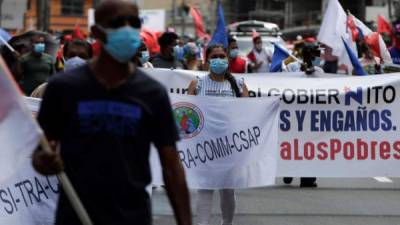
top-left (32, 1), bottom-right (192, 225)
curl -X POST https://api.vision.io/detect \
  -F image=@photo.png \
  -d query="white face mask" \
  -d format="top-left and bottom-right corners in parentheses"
top-left (255, 43), bottom-right (263, 51)
top-left (64, 56), bottom-right (86, 71)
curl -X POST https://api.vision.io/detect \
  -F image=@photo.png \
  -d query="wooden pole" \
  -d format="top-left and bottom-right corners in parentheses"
top-left (39, 138), bottom-right (93, 225)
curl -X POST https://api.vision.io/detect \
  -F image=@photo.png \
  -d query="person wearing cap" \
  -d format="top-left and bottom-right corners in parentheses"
top-left (228, 36), bottom-right (248, 73)
top-left (183, 42), bottom-right (201, 70)
top-left (247, 33), bottom-right (273, 73)
top-left (389, 20), bottom-right (400, 64)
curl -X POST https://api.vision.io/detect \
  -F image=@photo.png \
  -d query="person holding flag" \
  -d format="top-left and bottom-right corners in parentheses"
top-left (32, 1), bottom-right (192, 225)
top-left (247, 33), bottom-right (273, 73)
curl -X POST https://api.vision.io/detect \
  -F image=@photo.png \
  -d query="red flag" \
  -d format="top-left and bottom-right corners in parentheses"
top-left (377, 15), bottom-right (392, 35)
top-left (72, 25), bottom-right (85, 40)
top-left (364, 32), bottom-right (381, 59)
top-left (140, 28), bottom-right (160, 56)
top-left (347, 14), bottom-right (359, 42)
top-left (252, 29), bottom-right (260, 40)
top-left (190, 6), bottom-right (209, 39)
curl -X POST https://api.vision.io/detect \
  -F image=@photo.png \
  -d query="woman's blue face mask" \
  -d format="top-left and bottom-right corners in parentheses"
top-left (209, 58), bottom-right (228, 75)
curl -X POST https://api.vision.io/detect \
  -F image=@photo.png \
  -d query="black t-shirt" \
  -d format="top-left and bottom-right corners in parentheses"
top-left (38, 65), bottom-right (179, 225)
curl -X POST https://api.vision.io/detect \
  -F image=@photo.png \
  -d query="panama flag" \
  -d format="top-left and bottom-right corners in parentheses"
top-left (0, 56), bottom-right (42, 181)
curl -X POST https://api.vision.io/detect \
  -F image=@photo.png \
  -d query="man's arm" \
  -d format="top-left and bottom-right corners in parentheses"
top-left (158, 145), bottom-right (192, 225)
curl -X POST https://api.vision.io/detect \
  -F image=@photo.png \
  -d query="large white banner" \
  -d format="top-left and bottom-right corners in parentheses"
top-left (152, 94), bottom-right (280, 189)
top-left (144, 68), bottom-right (400, 177)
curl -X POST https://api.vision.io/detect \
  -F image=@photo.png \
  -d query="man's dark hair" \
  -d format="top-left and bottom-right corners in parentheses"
top-left (158, 32), bottom-right (178, 49)
top-left (228, 36), bottom-right (237, 45)
top-left (30, 34), bottom-right (46, 43)
top-left (63, 40), bottom-right (93, 58)
top-left (253, 36), bottom-right (261, 43)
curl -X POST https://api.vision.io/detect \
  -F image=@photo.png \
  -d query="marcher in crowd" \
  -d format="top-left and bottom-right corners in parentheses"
top-left (31, 39), bottom-right (93, 98)
top-left (183, 42), bottom-right (201, 70)
top-left (32, 1), bottom-right (192, 225)
top-left (134, 42), bottom-right (154, 68)
top-left (228, 36), bottom-right (249, 73)
top-left (151, 32), bottom-right (184, 69)
top-left (17, 33), bottom-right (55, 95)
top-left (247, 35), bottom-right (273, 73)
top-left (389, 20), bottom-right (400, 64)
top-left (282, 42), bottom-right (323, 187)
top-left (188, 44), bottom-right (249, 225)
top-left (359, 42), bottom-right (382, 75)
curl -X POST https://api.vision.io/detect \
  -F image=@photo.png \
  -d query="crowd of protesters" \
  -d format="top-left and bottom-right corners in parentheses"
top-left (2, 1), bottom-right (400, 225)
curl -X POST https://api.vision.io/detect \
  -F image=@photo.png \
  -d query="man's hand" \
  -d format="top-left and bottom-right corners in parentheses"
top-left (158, 145), bottom-right (192, 225)
top-left (252, 61), bottom-right (263, 71)
top-left (32, 141), bottom-right (64, 175)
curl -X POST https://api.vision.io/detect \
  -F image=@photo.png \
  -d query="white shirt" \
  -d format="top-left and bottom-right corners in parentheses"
top-left (251, 48), bottom-right (273, 73)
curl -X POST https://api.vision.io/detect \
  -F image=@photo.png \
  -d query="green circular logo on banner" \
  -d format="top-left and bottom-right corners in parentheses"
top-left (173, 102), bottom-right (204, 139)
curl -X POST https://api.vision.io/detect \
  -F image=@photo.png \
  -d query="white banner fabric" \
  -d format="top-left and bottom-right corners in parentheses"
top-left (152, 94), bottom-right (280, 189)
top-left (144, 68), bottom-right (400, 177)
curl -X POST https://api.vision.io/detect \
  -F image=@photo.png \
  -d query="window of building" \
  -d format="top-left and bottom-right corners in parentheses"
top-left (61, 0), bottom-right (84, 16)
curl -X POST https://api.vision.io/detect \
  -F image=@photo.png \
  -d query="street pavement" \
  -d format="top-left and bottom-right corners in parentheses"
top-left (152, 177), bottom-right (400, 225)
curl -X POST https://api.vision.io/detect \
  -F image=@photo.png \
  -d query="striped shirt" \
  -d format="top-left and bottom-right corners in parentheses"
top-left (195, 74), bottom-right (244, 97)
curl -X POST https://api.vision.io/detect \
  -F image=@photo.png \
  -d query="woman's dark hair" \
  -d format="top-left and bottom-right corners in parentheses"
top-left (206, 44), bottom-right (241, 97)
top-left (63, 40), bottom-right (93, 58)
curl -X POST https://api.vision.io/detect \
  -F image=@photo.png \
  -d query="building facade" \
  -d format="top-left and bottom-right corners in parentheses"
top-left (24, 0), bottom-right (94, 34)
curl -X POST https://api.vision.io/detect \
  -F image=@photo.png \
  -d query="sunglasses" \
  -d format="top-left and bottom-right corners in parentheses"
top-left (108, 16), bottom-right (142, 29)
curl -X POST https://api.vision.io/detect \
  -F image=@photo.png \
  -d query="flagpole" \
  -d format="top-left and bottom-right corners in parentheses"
top-left (0, 35), bottom-right (16, 53)
top-left (39, 138), bottom-right (93, 225)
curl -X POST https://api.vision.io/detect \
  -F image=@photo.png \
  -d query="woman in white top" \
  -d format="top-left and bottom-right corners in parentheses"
top-left (188, 44), bottom-right (249, 225)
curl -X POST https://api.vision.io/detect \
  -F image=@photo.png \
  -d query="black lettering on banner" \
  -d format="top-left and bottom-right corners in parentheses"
top-left (196, 143), bottom-right (206, 163)
top-left (253, 126), bottom-right (261, 145)
top-left (232, 132), bottom-right (242, 152)
top-left (248, 128), bottom-right (257, 147)
top-left (0, 189), bottom-right (13, 214)
top-left (328, 89), bottom-right (340, 104)
top-left (204, 141), bottom-right (214, 161)
top-left (186, 149), bottom-right (197, 168)
top-left (15, 182), bottom-right (28, 207)
top-left (46, 176), bottom-right (60, 194)
top-left (210, 140), bottom-right (223, 159)
top-left (7, 188), bottom-right (17, 212)
top-left (178, 150), bottom-right (189, 168)
top-left (35, 177), bottom-right (49, 201)
top-left (240, 131), bottom-right (249, 149)
top-left (23, 180), bottom-right (38, 205)
top-left (220, 136), bottom-right (233, 156)
top-left (217, 138), bottom-right (228, 157)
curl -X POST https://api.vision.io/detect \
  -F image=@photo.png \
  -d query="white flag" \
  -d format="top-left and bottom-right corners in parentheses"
top-left (318, 0), bottom-right (356, 74)
top-left (0, 57), bottom-right (42, 181)
top-left (353, 16), bottom-right (393, 64)
top-left (0, 58), bottom-right (58, 225)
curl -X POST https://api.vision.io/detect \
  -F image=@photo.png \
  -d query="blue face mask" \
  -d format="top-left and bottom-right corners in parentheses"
top-left (140, 51), bottom-right (150, 64)
top-left (174, 45), bottom-right (184, 61)
top-left (103, 26), bottom-right (141, 63)
top-left (34, 43), bottom-right (45, 53)
top-left (229, 49), bottom-right (239, 58)
top-left (209, 58), bottom-right (228, 75)
top-left (312, 57), bottom-right (321, 66)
